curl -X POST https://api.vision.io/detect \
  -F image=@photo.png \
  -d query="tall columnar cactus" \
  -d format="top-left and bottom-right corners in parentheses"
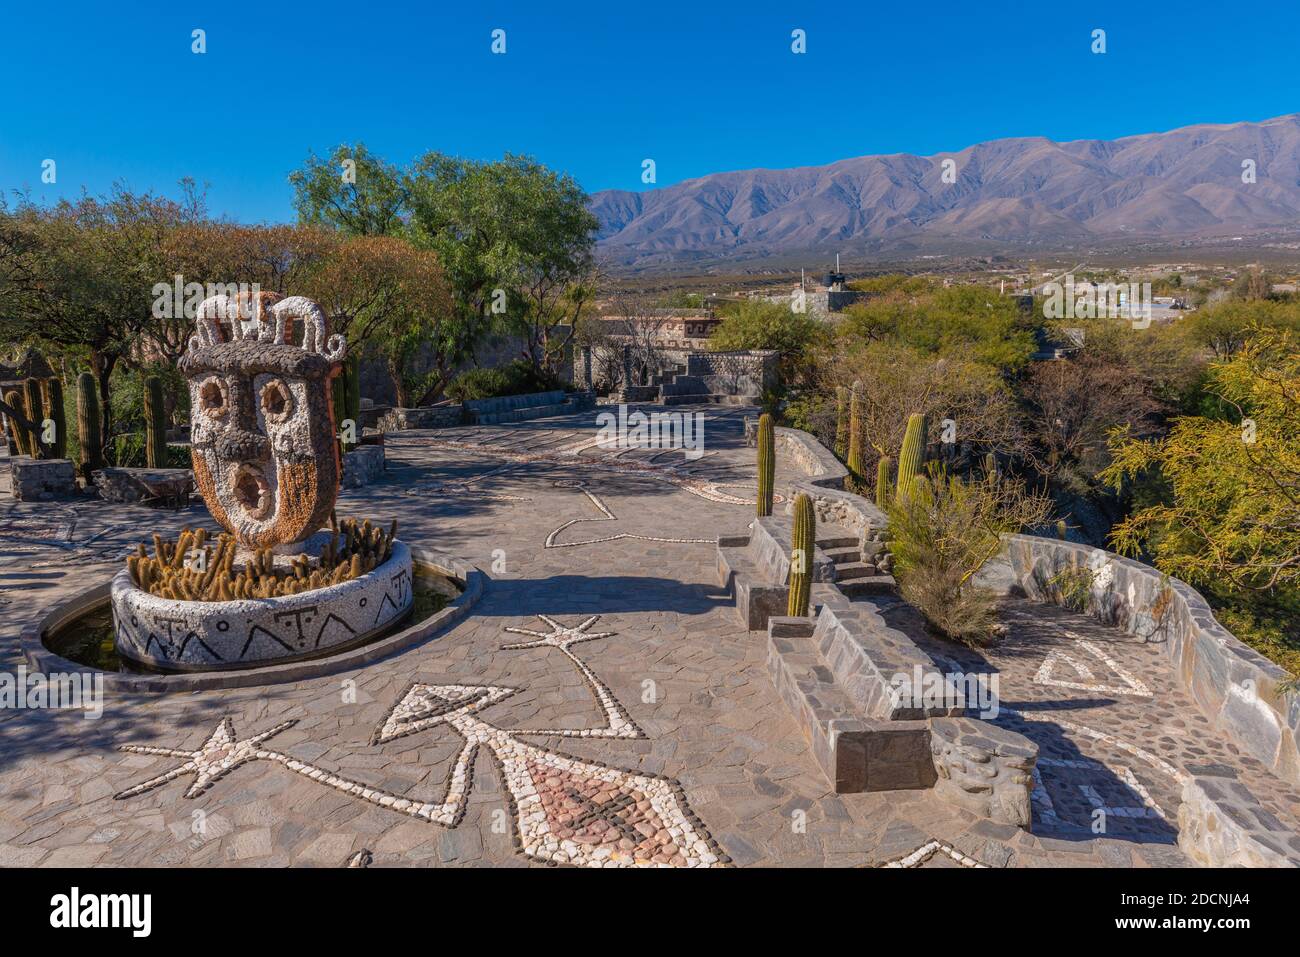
top-left (846, 380), bottom-right (864, 488)
top-left (43, 377), bottom-right (67, 460)
top-left (756, 412), bottom-right (775, 517)
top-left (834, 385), bottom-right (848, 460)
top-left (983, 451), bottom-right (998, 482)
top-left (76, 372), bottom-right (104, 482)
top-left (875, 455), bottom-right (893, 508)
top-left (787, 492), bottom-right (816, 617)
top-left (334, 354), bottom-right (361, 453)
top-left (4, 390), bottom-right (29, 456)
top-left (143, 375), bottom-right (167, 468)
top-left (896, 412), bottom-right (928, 499)
top-left (22, 378), bottom-right (46, 459)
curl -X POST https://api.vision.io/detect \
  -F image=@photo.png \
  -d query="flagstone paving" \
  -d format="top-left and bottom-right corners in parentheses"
top-left (0, 406), bottom-right (1295, 867)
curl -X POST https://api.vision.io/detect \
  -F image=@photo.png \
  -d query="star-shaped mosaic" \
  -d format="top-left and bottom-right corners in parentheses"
top-left (114, 717), bottom-right (296, 800)
top-left (500, 613), bottom-right (615, 650)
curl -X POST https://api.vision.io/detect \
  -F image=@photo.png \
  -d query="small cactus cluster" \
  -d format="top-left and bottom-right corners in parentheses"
top-left (787, 492), bottom-right (816, 617)
top-left (76, 372), bottom-right (104, 482)
top-left (756, 412), bottom-right (775, 517)
top-left (4, 377), bottom-right (66, 459)
top-left (143, 375), bottom-right (167, 468)
top-left (127, 516), bottom-right (398, 602)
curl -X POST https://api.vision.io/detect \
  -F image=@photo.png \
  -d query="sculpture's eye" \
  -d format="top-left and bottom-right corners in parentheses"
top-left (198, 376), bottom-right (228, 418)
top-left (260, 378), bottom-right (294, 422)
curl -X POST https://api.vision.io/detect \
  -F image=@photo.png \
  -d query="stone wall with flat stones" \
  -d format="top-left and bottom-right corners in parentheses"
top-left (1003, 534), bottom-right (1300, 787)
top-left (9, 457), bottom-right (76, 501)
top-left (341, 445), bottom-right (385, 489)
top-left (775, 426), bottom-right (888, 548)
top-left (684, 350), bottom-right (779, 396)
top-left (378, 404), bottom-right (466, 431)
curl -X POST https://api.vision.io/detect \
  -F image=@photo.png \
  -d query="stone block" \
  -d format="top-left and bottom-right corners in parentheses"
top-left (9, 457), bottom-right (76, 501)
top-left (930, 717), bottom-right (1037, 829)
top-left (93, 467), bottom-right (194, 505)
top-left (341, 445), bottom-right (384, 489)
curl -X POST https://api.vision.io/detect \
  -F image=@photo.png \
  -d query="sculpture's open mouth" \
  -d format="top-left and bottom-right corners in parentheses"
top-left (232, 463), bottom-right (272, 520)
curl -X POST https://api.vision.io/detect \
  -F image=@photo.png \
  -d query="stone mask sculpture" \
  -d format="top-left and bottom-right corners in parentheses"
top-left (179, 292), bottom-right (346, 550)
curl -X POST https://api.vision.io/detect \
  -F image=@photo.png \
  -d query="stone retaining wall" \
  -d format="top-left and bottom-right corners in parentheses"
top-left (379, 404), bottom-right (465, 431)
top-left (684, 350), bottom-right (778, 396)
top-left (776, 426), bottom-right (888, 547)
top-left (1002, 534), bottom-right (1300, 787)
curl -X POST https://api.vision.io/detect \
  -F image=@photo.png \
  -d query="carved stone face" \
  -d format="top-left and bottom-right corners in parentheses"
top-left (179, 293), bottom-right (346, 550)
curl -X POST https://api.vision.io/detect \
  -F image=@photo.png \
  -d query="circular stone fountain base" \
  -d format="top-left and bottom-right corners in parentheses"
top-left (23, 547), bottom-right (482, 692)
top-left (111, 540), bottom-right (414, 671)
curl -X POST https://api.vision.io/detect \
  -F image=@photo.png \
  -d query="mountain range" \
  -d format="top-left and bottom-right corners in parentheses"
top-left (590, 114), bottom-right (1300, 268)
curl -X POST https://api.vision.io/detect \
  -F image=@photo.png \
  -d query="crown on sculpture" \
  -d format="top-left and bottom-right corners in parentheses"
top-left (179, 292), bottom-right (346, 550)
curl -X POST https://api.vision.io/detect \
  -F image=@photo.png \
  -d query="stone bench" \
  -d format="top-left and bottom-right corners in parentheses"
top-left (93, 467), bottom-right (194, 506)
top-left (10, 457), bottom-right (77, 501)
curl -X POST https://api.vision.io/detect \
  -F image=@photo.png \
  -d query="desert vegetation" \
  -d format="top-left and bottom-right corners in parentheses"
top-left (753, 275), bottom-right (1300, 662)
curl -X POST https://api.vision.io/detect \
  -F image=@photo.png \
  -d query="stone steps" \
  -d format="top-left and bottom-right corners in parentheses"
top-left (832, 561), bottom-right (876, 581)
top-left (473, 401), bottom-right (572, 424)
top-left (838, 575), bottom-right (897, 598)
top-left (660, 393), bottom-right (750, 406)
top-left (765, 611), bottom-right (935, 794)
top-left (815, 534), bottom-right (859, 550)
top-left (823, 546), bottom-right (860, 565)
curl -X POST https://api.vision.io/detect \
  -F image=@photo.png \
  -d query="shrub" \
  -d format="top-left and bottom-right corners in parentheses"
top-left (114, 433), bottom-right (191, 469)
top-left (446, 360), bottom-right (569, 402)
top-left (886, 466), bottom-right (1051, 646)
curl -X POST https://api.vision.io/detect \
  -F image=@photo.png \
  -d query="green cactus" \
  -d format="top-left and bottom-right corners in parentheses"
top-left (756, 412), bottom-right (775, 517)
top-left (983, 451), bottom-right (998, 482)
top-left (22, 378), bottom-right (46, 459)
top-left (834, 386), bottom-right (847, 460)
top-left (4, 390), bottom-right (30, 456)
top-left (143, 375), bottom-right (167, 468)
top-left (846, 380), bottom-right (864, 488)
top-left (787, 492), bottom-right (816, 617)
top-left (896, 412), bottom-right (928, 499)
top-left (875, 455), bottom-right (893, 508)
top-left (76, 372), bottom-right (104, 482)
top-left (43, 377), bottom-right (67, 459)
top-left (1056, 519), bottom-right (1069, 541)
top-left (334, 354), bottom-right (361, 453)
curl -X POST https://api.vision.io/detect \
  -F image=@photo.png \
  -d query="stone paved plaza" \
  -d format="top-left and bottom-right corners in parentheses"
top-left (1, 406), bottom-right (1297, 867)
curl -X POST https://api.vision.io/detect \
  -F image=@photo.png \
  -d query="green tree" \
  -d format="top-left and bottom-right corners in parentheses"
top-left (405, 152), bottom-right (598, 373)
top-left (289, 143), bottom-right (408, 237)
top-left (709, 299), bottom-right (819, 384)
top-left (0, 188), bottom-right (191, 452)
top-left (1102, 329), bottom-right (1300, 596)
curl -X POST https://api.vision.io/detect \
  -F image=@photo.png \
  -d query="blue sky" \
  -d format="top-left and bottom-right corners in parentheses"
top-left (3, 0), bottom-right (1297, 223)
